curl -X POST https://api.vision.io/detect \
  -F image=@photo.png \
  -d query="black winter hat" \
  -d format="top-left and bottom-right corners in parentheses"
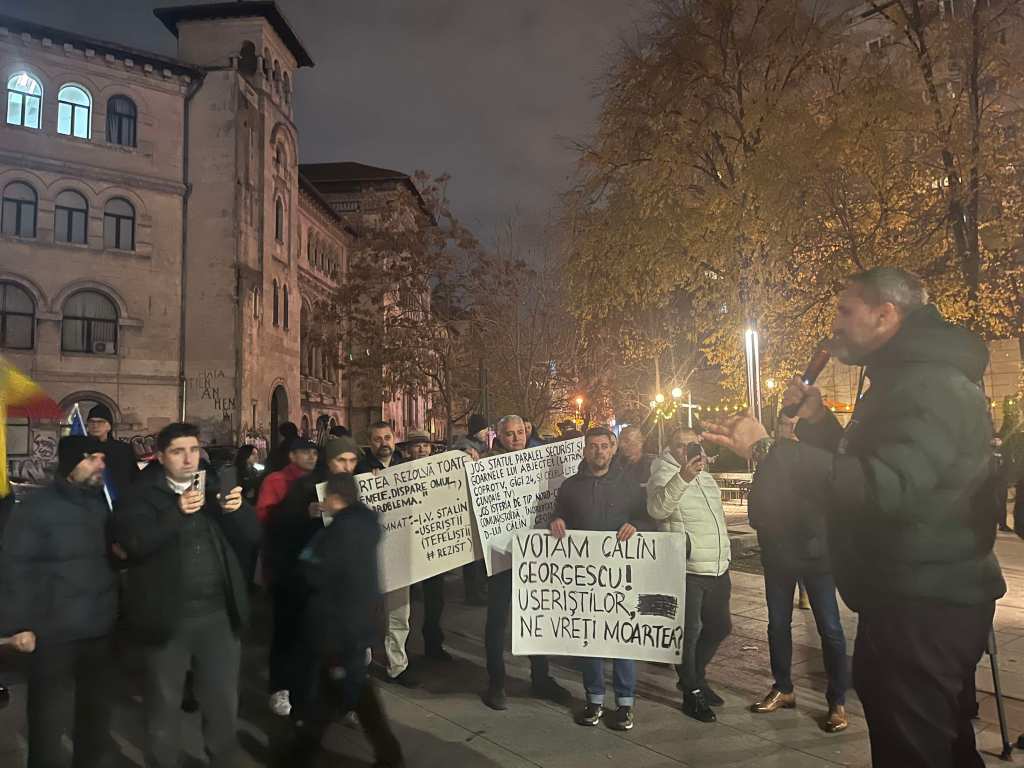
top-left (87, 404), bottom-right (114, 425)
top-left (468, 414), bottom-right (488, 436)
top-left (58, 436), bottom-right (104, 478)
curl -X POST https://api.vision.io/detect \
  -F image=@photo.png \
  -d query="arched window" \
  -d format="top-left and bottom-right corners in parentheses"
top-left (62, 290), bottom-right (117, 354)
top-left (282, 284), bottom-right (290, 330)
top-left (0, 281), bottom-right (34, 350)
top-left (55, 190), bottom-right (88, 244)
top-left (274, 144), bottom-right (284, 170)
top-left (1, 182), bottom-right (37, 238)
top-left (274, 197), bottom-right (284, 242)
top-left (306, 234), bottom-right (313, 263)
top-left (272, 279), bottom-right (280, 326)
top-left (6, 72), bottom-right (42, 129)
top-left (106, 96), bottom-right (137, 147)
top-left (252, 286), bottom-right (261, 320)
top-left (57, 84), bottom-right (92, 139)
top-left (103, 198), bottom-right (135, 250)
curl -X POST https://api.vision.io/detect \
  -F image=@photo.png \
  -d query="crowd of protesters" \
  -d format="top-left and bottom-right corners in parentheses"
top-left (0, 268), bottom-right (1012, 768)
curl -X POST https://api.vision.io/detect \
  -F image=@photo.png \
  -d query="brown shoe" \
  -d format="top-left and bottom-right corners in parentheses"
top-left (823, 704), bottom-right (848, 733)
top-left (750, 688), bottom-right (796, 713)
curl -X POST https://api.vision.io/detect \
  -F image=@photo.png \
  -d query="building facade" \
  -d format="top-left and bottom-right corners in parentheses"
top-left (2, 3), bottom-right (429, 483)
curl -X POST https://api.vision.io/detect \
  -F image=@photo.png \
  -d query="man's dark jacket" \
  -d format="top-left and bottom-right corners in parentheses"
top-left (112, 472), bottom-right (260, 643)
top-left (264, 469), bottom-right (329, 590)
top-left (1, 479), bottom-right (118, 643)
top-left (355, 450), bottom-right (406, 474)
top-left (753, 305), bottom-right (1006, 611)
top-left (98, 437), bottom-right (139, 499)
top-left (554, 464), bottom-right (646, 532)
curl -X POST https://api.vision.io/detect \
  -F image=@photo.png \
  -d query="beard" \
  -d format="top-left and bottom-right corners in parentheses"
top-left (828, 336), bottom-right (867, 366)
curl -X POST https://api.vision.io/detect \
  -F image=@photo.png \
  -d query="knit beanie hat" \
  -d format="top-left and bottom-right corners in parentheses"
top-left (324, 435), bottom-right (360, 461)
top-left (58, 436), bottom-right (104, 478)
top-left (87, 404), bottom-right (114, 425)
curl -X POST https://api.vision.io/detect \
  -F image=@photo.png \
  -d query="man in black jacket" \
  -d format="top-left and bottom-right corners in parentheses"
top-left (549, 427), bottom-right (645, 731)
top-left (289, 472), bottom-right (404, 768)
top-left (86, 403), bottom-right (138, 500)
top-left (113, 422), bottom-right (257, 768)
top-left (264, 435), bottom-right (360, 718)
top-left (1, 435), bottom-right (120, 767)
top-left (704, 268), bottom-right (1006, 768)
top-left (747, 412), bottom-right (849, 732)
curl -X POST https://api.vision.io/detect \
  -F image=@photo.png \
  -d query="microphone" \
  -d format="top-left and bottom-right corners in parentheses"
top-left (780, 343), bottom-right (831, 418)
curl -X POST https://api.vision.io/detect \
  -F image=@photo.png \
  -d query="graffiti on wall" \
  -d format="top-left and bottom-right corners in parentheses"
top-left (186, 368), bottom-right (237, 419)
top-left (9, 429), bottom-right (58, 483)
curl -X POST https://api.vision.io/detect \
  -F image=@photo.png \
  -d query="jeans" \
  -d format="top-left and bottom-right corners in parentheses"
top-left (764, 568), bottom-right (848, 706)
top-left (580, 658), bottom-right (635, 707)
top-left (142, 612), bottom-right (241, 768)
top-left (853, 598), bottom-right (993, 768)
top-left (485, 570), bottom-right (549, 689)
top-left (27, 636), bottom-right (115, 768)
top-left (677, 571), bottom-right (731, 692)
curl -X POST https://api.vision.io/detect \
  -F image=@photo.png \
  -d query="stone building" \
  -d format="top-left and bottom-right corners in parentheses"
top-left (2, 3), bottom-right (429, 481)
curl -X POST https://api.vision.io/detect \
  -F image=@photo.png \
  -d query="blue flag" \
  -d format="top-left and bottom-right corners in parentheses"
top-left (69, 403), bottom-right (86, 436)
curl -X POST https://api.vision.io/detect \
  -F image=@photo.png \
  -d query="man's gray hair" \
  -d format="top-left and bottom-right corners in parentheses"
top-left (498, 414), bottom-right (524, 430)
top-left (848, 267), bottom-right (928, 315)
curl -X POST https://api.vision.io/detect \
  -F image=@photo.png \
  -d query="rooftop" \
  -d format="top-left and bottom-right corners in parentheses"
top-left (154, 1), bottom-right (314, 68)
top-left (0, 12), bottom-right (201, 78)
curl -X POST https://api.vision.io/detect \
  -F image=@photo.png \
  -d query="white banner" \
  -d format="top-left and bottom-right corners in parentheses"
top-left (512, 530), bottom-right (686, 663)
top-left (467, 438), bottom-right (584, 575)
top-left (343, 451), bottom-right (480, 592)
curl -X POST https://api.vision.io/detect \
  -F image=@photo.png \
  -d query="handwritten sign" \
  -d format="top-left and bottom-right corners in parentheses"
top-left (512, 531), bottom-right (685, 663)
top-left (354, 451), bottom-right (481, 592)
top-left (467, 438), bottom-right (584, 575)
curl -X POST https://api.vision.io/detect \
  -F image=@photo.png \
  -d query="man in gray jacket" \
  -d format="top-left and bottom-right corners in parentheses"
top-left (648, 428), bottom-right (731, 723)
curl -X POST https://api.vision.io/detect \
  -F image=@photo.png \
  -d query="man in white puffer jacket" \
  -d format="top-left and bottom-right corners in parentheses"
top-left (648, 428), bottom-right (732, 724)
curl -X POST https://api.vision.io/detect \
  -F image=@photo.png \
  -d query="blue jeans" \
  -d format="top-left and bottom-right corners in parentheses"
top-left (764, 568), bottom-right (849, 706)
top-left (579, 657), bottom-right (636, 707)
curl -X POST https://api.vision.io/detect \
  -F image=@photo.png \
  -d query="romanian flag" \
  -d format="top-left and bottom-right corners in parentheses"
top-left (1, 358), bottom-right (62, 496)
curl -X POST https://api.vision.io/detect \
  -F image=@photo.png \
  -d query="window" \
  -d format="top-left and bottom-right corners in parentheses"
top-left (103, 198), bottom-right (135, 250)
top-left (272, 279), bottom-right (280, 326)
top-left (57, 84), bottom-right (92, 139)
top-left (0, 281), bottom-right (34, 350)
top-left (275, 197), bottom-right (284, 242)
top-left (283, 284), bottom-right (289, 330)
top-left (106, 96), bottom-right (137, 147)
top-left (5, 417), bottom-right (29, 456)
top-left (55, 190), bottom-right (88, 245)
top-left (6, 72), bottom-right (42, 129)
top-left (61, 290), bottom-right (117, 354)
top-left (1, 182), bottom-right (37, 238)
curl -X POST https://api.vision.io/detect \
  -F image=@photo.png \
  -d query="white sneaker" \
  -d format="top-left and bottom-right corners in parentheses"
top-left (269, 689), bottom-right (291, 717)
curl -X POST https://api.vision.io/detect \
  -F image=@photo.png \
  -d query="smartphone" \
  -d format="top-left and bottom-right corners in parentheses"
top-left (219, 466), bottom-right (239, 496)
top-left (190, 469), bottom-right (206, 493)
top-left (686, 442), bottom-right (703, 462)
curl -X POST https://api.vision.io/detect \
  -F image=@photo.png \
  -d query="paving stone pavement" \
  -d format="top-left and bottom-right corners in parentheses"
top-left (2, 528), bottom-right (1023, 767)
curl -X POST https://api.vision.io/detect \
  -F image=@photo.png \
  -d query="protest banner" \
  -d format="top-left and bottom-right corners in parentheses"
top-left (467, 438), bottom-right (584, 575)
top-left (321, 451), bottom-right (480, 592)
top-left (512, 530), bottom-right (685, 664)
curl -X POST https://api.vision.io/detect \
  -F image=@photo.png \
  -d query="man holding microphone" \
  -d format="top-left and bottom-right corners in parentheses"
top-left (704, 267), bottom-right (1005, 768)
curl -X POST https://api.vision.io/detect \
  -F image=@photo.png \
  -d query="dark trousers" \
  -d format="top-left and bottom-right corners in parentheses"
top-left (485, 570), bottom-right (549, 688)
top-left (269, 581), bottom-right (306, 693)
top-left (462, 560), bottom-right (487, 600)
top-left (764, 568), bottom-right (849, 706)
top-left (422, 574), bottom-right (445, 654)
top-left (26, 636), bottom-right (114, 768)
top-left (677, 571), bottom-right (732, 692)
top-left (853, 598), bottom-right (994, 768)
top-left (142, 612), bottom-right (241, 768)
top-left (293, 676), bottom-right (402, 767)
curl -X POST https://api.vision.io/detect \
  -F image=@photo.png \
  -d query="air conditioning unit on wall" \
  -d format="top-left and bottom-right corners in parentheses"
top-left (91, 340), bottom-right (116, 355)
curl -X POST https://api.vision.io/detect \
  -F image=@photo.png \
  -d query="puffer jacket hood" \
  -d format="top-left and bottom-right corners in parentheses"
top-left (864, 304), bottom-right (988, 383)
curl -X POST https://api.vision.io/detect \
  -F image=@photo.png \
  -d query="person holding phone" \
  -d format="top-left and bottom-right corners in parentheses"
top-left (113, 423), bottom-right (259, 768)
top-left (648, 428), bottom-right (732, 723)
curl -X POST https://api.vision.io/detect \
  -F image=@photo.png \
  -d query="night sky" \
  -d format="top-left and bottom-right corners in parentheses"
top-left (2, 0), bottom-right (648, 246)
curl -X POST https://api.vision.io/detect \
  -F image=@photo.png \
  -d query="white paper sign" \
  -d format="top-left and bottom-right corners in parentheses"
top-left (512, 530), bottom-right (685, 663)
top-left (467, 438), bottom-right (584, 575)
top-left (355, 451), bottom-right (481, 592)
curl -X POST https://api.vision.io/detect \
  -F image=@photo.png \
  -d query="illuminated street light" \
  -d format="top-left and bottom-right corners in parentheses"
top-left (671, 387), bottom-right (683, 399)
top-left (655, 392), bottom-right (665, 404)
top-left (575, 396), bottom-right (584, 408)
top-left (765, 378), bottom-right (777, 391)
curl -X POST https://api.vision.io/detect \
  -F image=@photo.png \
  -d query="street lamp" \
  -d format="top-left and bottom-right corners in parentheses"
top-left (575, 396), bottom-right (584, 425)
top-left (671, 387), bottom-right (683, 399)
top-left (655, 392), bottom-right (665, 404)
top-left (743, 327), bottom-right (763, 424)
